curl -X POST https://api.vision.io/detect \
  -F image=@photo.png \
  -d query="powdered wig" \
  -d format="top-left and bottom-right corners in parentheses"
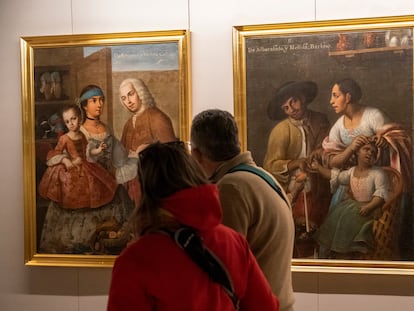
top-left (119, 78), bottom-right (155, 108)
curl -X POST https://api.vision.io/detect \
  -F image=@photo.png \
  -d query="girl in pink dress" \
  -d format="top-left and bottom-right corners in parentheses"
top-left (39, 87), bottom-right (135, 255)
top-left (38, 104), bottom-right (117, 208)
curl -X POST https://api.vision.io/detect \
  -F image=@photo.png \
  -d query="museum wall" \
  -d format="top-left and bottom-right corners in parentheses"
top-left (1, 0), bottom-right (414, 310)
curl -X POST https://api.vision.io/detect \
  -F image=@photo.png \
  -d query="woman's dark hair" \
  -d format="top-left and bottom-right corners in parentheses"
top-left (334, 78), bottom-right (362, 102)
top-left (131, 141), bottom-right (208, 236)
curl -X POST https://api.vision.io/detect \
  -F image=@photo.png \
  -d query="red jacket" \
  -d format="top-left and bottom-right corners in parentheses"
top-left (107, 184), bottom-right (279, 311)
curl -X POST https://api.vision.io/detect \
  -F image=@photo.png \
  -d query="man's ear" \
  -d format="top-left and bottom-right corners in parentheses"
top-left (345, 92), bottom-right (352, 103)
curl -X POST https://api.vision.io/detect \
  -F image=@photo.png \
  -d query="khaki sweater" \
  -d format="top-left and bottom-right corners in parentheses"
top-left (210, 152), bottom-right (295, 311)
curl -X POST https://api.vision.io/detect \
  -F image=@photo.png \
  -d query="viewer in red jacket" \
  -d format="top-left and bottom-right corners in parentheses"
top-left (107, 141), bottom-right (279, 311)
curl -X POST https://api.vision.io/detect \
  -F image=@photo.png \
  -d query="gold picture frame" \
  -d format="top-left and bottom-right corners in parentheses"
top-left (21, 30), bottom-right (191, 267)
top-left (233, 15), bottom-right (414, 274)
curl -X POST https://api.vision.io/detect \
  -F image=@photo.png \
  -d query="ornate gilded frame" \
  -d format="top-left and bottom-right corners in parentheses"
top-left (21, 30), bottom-right (191, 267)
top-left (233, 15), bottom-right (414, 274)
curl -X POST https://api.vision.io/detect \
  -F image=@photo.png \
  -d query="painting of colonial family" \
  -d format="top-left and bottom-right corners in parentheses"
top-left (243, 26), bottom-right (414, 261)
top-left (33, 42), bottom-right (182, 256)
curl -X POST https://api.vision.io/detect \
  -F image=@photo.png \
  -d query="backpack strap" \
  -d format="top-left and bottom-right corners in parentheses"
top-left (163, 227), bottom-right (239, 310)
top-left (227, 163), bottom-right (289, 206)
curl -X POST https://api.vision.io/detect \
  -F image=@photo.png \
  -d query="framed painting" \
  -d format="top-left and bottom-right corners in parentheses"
top-left (20, 30), bottom-right (191, 267)
top-left (233, 15), bottom-right (414, 274)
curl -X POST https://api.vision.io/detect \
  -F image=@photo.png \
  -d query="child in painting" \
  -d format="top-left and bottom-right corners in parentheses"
top-left (38, 104), bottom-right (117, 209)
top-left (311, 139), bottom-right (391, 259)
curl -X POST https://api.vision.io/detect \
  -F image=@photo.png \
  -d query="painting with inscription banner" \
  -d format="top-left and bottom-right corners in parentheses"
top-left (20, 30), bottom-right (191, 267)
top-left (233, 16), bottom-right (414, 274)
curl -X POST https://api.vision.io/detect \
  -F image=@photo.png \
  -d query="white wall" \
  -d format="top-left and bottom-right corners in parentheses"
top-left (1, 0), bottom-right (414, 310)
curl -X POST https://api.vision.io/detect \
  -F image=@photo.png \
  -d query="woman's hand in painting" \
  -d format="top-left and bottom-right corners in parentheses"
top-left (307, 147), bottom-right (324, 166)
top-left (90, 141), bottom-right (107, 156)
top-left (329, 135), bottom-right (371, 169)
top-left (373, 133), bottom-right (388, 150)
top-left (97, 141), bottom-right (107, 153)
top-left (305, 149), bottom-right (323, 174)
top-left (72, 156), bottom-right (83, 168)
top-left (349, 135), bottom-right (371, 152)
top-left (61, 157), bottom-right (74, 170)
top-left (308, 159), bottom-right (321, 173)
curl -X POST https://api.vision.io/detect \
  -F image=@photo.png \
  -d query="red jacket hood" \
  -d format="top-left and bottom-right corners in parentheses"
top-left (160, 184), bottom-right (222, 231)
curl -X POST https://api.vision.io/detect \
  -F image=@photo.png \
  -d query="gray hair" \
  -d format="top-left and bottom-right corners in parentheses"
top-left (191, 109), bottom-right (240, 161)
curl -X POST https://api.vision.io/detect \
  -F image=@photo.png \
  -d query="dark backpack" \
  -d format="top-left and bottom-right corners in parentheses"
top-left (162, 227), bottom-right (239, 310)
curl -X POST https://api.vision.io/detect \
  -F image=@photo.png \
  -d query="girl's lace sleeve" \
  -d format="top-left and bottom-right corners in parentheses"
top-left (329, 167), bottom-right (340, 193)
top-left (372, 168), bottom-right (390, 202)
